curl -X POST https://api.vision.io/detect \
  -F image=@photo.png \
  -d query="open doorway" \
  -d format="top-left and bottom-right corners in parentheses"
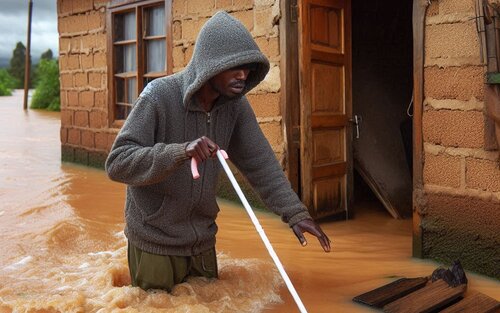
top-left (351, 0), bottom-right (414, 218)
top-left (284, 0), bottom-right (414, 219)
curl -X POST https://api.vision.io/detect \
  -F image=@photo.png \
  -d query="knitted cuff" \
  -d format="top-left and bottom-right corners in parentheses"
top-left (287, 210), bottom-right (313, 227)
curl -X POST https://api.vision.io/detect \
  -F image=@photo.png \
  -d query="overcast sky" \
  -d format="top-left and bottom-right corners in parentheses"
top-left (0, 0), bottom-right (58, 61)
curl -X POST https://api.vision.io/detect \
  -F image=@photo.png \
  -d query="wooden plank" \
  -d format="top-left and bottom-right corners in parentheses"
top-left (411, 0), bottom-right (430, 257)
top-left (311, 115), bottom-right (348, 128)
top-left (299, 0), bottom-right (352, 219)
top-left (383, 280), bottom-right (467, 313)
top-left (280, 0), bottom-right (301, 194)
top-left (440, 292), bottom-right (500, 313)
top-left (352, 277), bottom-right (428, 308)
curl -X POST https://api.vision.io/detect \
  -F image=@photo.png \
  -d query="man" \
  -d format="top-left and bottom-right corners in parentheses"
top-left (105, 11), bottom-right (331, 292)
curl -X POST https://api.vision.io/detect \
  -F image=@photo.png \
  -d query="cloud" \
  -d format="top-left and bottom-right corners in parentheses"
top-left (0, 0), bottom-right (58, 61)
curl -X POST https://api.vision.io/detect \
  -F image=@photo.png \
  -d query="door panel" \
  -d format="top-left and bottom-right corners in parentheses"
top-left (312, 63), bottom-right (344, 113)
top-left (299, 0), bottom-right (352, 219)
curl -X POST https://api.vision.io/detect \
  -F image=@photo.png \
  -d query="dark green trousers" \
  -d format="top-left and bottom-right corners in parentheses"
top-left (128, 242), bottom-right (218, 292)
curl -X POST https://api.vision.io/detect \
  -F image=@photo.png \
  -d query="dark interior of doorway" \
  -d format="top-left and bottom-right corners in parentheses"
top-left (351, 0), bottom-right (414, 218)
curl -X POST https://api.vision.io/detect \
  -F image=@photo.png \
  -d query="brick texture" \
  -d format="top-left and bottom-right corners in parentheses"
top-left (187, 0), bottom-right (215, 14)
top-left (72, 0), bottom-right (94, 14)
top-left (423, 110), bottom-right (484, 148)
top-left (81, 130), bottom-right (95, 148)
top-left (247, 93), bottom-right (280, 117)
top-left (466, 158), bottom-right (500, 192)
top-left (424, 66), bottom-right (484, 101)
top-left (231, 10), bottom-right (254, 31)
top-left (95, 132), bottom-right (108, 150)
top-left (255, 36), bottom-right (280, 59)
top-left (74, 110), bottom-right (89, 127)
top-left (253, 7), bottom-right (274, 36)
top-left (67, 91), bottom-right (79, 107)
top-left (68, 128), bottom-right (81, 145)
top-left (423, 153), bottom-right (462, 188)
top-left (234, 0), bottom-right (254, 8)
top-left (182, 18), bottom-right (209, 41)
top-left (89, 110), bottom-right (108, 129)
top-left (94, 91), bottom-right (106, 108)
top-left (425, 21), bottom-right (480, 65)
top-left (60, 127), bottom-right (68, 144)
top-left (173, 0), bottom-right (186, 17)
top-left (216, 0), bottom-right (233, 9)
top-left (61, 109), bottom-right (73, 125)
top-left (260, 122), bottom-right (282, 148)
top-left (439, 0), bottom-right (475, 15)
top-left (79, 91), bottom-right (95, 108)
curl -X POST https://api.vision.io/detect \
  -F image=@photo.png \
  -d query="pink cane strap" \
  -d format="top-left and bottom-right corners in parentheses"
top-left (191, 150), bottom-right (228, 179)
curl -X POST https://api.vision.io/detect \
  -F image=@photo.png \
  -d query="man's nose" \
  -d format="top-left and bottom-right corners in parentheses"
top-left (235, 69), bottom-right (250, 80)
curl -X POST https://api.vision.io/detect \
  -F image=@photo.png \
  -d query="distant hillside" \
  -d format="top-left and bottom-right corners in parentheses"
top-left (0, 56), bottom-right (41, 69)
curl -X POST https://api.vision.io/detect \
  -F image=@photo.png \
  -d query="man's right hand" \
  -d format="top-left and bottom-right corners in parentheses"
top-left (185, 136), bottom-right (219, 162)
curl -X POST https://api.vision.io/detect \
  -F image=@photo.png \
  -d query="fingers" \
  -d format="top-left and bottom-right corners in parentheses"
top-left (292, 225), bottom-right (308, 247)
top-left (307, 224), bottom-right (331, 252)
top-left (205, 138), bottom-right (219, 157)
top-left (186, 136), bottom-right (219, 161)
top-left (311, 227), bottom-right (331, 252)
top-left (294, 219), bottom-right (332, 252)
top-left (318, 231), bottom-right (331, 252)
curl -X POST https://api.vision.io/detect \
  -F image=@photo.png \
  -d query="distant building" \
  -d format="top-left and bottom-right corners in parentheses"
top-left (57, 0), bottom-right (499, 279)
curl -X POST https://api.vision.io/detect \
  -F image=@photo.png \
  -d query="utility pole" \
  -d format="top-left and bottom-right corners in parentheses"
top-left (23, 0), bottom-right (33, 110)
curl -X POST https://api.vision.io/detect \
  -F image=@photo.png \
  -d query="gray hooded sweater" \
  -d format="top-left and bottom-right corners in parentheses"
top-left (105, 11), bottom-right (312, 256)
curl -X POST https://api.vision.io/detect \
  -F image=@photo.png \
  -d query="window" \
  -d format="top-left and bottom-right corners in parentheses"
top-left (108, 0), bottom-right (172, 125)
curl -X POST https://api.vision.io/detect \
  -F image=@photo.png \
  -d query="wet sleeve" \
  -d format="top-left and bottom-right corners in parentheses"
top-left (227, 100), bottom-right (312, 227)
top-left (105, 95), bottom-right (189, 186)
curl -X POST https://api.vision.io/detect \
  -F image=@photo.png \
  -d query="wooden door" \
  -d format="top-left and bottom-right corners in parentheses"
top-left (298, 0), bottom-right (352, 219)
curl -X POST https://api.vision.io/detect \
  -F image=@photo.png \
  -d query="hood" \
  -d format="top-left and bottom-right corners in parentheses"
top-left (180, 11), bottom-right (270, 108)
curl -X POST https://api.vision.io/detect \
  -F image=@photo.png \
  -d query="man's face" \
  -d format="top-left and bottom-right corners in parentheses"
top-left (209, 64), bottom-right (256, 98)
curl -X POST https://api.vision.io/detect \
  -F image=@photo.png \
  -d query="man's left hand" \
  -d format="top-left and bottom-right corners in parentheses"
top-left (292, 219), bottom-right (331, 252)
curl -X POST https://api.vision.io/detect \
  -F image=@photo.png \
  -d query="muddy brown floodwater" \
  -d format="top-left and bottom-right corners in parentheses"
top-left (0, 91), bottom-right (498, 312)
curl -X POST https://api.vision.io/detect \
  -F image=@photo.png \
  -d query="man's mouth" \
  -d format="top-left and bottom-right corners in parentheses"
top-left (229, 83), bottom-right (245, 93)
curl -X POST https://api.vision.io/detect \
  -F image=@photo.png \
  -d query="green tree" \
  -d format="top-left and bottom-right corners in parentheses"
top-left (33, 49), bottom-right (55, 85)
top-left (40, 49), bottom-right (53, 61)
top-left (0, 69), bottom-right (18, 96)
top-left (8, 42), bottom-right (30, 89)
top-left (30, 59), bottom-right (60, 111)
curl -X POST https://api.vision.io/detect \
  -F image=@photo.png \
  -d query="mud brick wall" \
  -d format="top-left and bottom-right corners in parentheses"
top-left (57, 0), bottom-right (284, 170)
top-left (172, 0), bottom-right (284, 163)
top-left (58, 0), bottom-right (114, 167)
top-left (419, 0), bottom-right (500, 278)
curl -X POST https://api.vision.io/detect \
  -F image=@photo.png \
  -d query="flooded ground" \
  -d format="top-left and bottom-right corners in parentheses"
top-left (0, 90), bottom-right (498, 312)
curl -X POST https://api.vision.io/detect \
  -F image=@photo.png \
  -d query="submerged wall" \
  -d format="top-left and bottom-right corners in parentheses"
top-left (58, 0), bottom-right (112, 167)
top-left (57, 0), bottom-right (285, 168)
top-left (418, 0), bottom-right (500, 278)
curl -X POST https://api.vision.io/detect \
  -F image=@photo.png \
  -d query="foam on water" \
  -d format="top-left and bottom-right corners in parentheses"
top-left (0, 235), bottom-right (282, 313)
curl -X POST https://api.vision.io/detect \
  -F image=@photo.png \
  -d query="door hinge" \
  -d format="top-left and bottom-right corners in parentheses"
top-left (290, 3), bottom-right (299, 23)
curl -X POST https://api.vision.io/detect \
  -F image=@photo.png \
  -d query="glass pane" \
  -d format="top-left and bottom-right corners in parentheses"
top-left (116, 104), bottom-right (127, 120)
top-left (146, 6), bottom-right (165, 36)
top-left (144, 77), bottom-right (156, 86)
top-left (127, 78), bottom-right (137, 104)
top-left (146, 39), bottom-right (166, 73)
top-left (123, 44), bottom-right (136, 72)
top-left (114, 12), bottom-right (136, 41)
top-left (116, 78), bottom-right (125, 103)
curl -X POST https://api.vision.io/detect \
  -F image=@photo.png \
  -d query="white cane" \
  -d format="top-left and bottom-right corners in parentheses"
top-left (191, 150), bottom-right (308, 313)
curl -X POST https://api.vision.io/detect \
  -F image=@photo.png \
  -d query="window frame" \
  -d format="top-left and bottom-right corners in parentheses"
top-left (107, 0), bottom-right (172, 128)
